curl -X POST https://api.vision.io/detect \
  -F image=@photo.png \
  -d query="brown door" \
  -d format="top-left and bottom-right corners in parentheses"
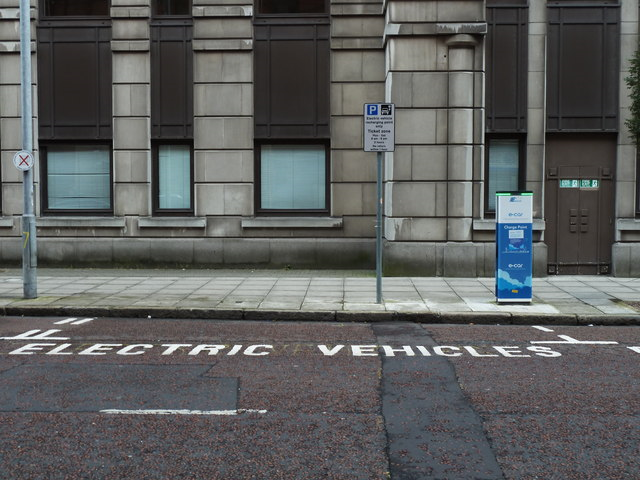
top-left (545, 135), bottom-right (615, 275)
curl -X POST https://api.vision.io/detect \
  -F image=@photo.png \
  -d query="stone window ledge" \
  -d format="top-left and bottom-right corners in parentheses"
top-left (617, 218), bottom-right (640, 231)
top-left (193, 6), bottom-right (253, 17)
top-left (473, 219), bottom-right (546, 231)
top-left (384, 23), bottom-right (487, 39)
top-left (138, 217), bottom-right (206, 229)
top-left (193, 39), bottom-right (252, 51)
top-left (37, 217), bottom-right (126, 229)
top-left (242, 217), bottom-right (343, 229)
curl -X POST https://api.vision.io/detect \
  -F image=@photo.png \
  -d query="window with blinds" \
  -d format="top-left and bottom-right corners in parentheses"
top-left (259, 144), bottom-right (327, 211)
top-left (486, 139), bottom-right (522, 212)
top-left (155, 144), bottom-right (193, 212)
top-left (44, 145), bottom-right (112, 212)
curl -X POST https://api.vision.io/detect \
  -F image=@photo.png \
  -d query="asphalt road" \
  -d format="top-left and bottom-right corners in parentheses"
top-left (1, 316), bottom-right (639, 479)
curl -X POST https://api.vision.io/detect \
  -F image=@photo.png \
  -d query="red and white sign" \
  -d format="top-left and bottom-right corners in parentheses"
top-left (13, 150), bottom-right (34, 171)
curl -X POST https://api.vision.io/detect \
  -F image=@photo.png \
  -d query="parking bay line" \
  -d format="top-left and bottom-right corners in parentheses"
top-left (54, 318), bottom-right (95, 325)
top-left (100, 409), bottom-right (267, 416)
top-left (530, 335), bottom-right (618, 345)
top-left (530, 326), bottom-right (619, 345)
top-left (532, 326), bottom-right (555, 332)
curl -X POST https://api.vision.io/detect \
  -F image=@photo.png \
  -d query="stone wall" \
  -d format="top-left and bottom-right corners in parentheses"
top-left (0, 0), bottom-right (638, 276)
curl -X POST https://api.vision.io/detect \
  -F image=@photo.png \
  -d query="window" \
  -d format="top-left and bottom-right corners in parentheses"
top-left (43, 145), bottom-right (112, 212)
top-left (150, 7), bottom-right (193, 215)
top-left (37, 13), bottom-right (112, 140)
top-left (152, 0), bottom-right (191, 17)
top-left (42, 0), bottom-right (109, 17)
top-left (486, 0), bottom-right (528, 132)
top-left (258, 144), bottom-right (328, 212)
top-left (257, 0), bottom-right (327, 15)
top-left (154, 144), bottom-right (193, 213)
top-left (254, 23), bottom-right (330, 138)
top-left (547, 2), bottom-right (620, 131)
top-left (150, 21), bottom-right (193, 139)
top-left (254, 5), bottom-right (330, 215)
top-left (486, 139), bottom-right (523, 212)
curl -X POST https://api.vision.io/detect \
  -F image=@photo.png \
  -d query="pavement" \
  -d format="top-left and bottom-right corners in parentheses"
top-left (0, 267), bottom-right (639, 324)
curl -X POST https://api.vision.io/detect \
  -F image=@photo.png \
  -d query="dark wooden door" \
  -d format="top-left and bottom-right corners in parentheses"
top-left (545, 136), bottom-right (615, 274)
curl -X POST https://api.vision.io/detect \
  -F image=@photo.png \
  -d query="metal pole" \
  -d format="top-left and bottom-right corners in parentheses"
top-left (376, 151), bottom-right (383, 304)
top-left (20, 0), bottom-right (37, 299)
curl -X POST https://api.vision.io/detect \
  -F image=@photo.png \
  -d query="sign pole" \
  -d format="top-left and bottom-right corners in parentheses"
top-left (376, 151), bottom-right (383, 304)
top-left (20, 0), bottom-right (37, 299)
top-left (364, 103), bottom-right (394, 304)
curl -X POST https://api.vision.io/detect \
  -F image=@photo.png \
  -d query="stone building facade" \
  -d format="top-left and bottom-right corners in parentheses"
top-left (0, 0), bottom-right (639, 276)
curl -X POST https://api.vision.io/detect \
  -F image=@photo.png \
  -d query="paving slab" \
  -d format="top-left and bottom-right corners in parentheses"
top-left (0, 269), bottom-right (638, 324)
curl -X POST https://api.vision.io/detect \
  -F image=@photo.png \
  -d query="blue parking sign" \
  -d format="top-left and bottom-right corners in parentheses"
top-left (364, 103), bottom-right (395, 152)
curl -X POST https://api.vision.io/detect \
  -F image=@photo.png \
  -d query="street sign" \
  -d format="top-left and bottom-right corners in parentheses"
top-left (364, 103), bottom-right (395, 152)
top-left (495, 192), bottom-right (533, 303)
top-left (13, 150), bottom-right (34, 171)
top-left (363, 103), bottom-right (395, 303)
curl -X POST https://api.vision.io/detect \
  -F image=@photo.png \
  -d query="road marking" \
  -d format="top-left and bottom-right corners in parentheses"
top-left (0, 329), bottom-right (70, 341)
top-left (54, 318), bottom-right (78, 325)
top-left (532, 326), bottom-right (555, 332)
top-left (530, 335), bottom-right (618, 345)
top-left (54, 317), bottom-right (94, 326)
top-left (70, 318), bottom-right (95, 325)
top-left (100, 409), bottom-right (267, 416)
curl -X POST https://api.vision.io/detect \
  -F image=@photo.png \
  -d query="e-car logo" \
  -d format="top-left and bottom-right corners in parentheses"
top-left (508, 212), bottom-right (524, 217)
top-left (509, 264), bottom-right (524, 268)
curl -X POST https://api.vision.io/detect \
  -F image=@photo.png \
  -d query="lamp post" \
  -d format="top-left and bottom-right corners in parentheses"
top-left (19, 0), bottom-right (37, 299)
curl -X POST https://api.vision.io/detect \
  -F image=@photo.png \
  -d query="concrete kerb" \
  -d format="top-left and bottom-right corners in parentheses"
top-left (3, 304), bottom-right (640, 324)
top-left (508, 313), bottom-right (578, 326)
top-left (243, 310), bottom-right (336, 322)
top-left (576, 314), bottom-right (640, 326)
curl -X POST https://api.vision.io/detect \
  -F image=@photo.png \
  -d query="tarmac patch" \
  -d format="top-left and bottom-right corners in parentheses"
top-left (0, 364), bottom-right (237, 413)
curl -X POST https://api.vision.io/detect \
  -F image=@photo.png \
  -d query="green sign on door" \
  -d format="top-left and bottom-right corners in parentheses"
top-left (580, 179), bottom-right (599, 188)
top-left (560, 179), bottom-right (579, 188)
top-left (560, 179), bottom-right (599, 189)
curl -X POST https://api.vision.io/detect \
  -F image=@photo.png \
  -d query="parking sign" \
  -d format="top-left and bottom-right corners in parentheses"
top-left (364, 103), bottom-right (395, 152)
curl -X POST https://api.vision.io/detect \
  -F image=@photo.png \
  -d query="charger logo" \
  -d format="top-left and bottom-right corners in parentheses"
top-left (510, 197), bottom-right (522, 203)
top-left (509, 263), bottom-right (524, 268)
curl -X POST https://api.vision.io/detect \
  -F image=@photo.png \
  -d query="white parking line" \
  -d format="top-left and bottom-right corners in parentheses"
top-left (54, 317), bottom-right (95, 326)
top-left (532, 326), bottom-right (555, 332)
top-left (100, 409), bottom-right (267, 416)
top-left (70, 318), bottom-right (94, 325)
top-left (531, 335), bottom-right (618, 345)
top-left (54, 318), bottom-right (78, 325)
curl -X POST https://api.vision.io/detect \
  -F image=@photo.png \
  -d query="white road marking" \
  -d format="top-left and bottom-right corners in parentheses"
top-left (54, 317), bottom-right (94, 325)
top-left (532, 326), bottom-right (555, 332)
top-left (71, 318), bottom-right (94, 325)
top-left (54, 318), bottom-right (78, 325)
top-left (530, 335), bottom-right (618, 345)
top-left (100, 409), bottom-right (267, 416)
top-left (0, 329), bottom-right (70, 341)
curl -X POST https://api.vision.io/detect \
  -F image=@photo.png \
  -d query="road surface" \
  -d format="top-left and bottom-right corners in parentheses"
top-left (1, 316), bottom-right (639, 479)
